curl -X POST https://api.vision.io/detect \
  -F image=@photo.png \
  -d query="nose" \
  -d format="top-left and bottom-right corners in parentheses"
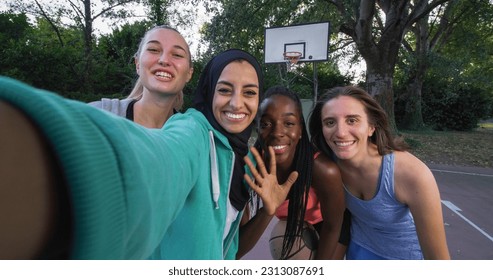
top-left (334, 123), bottom-right (348, 137)
top-left (158, 52), bottom-right (170, 66)
top-left (272, 122), bottom-right (285, 137)
top-left (228, 91), bottom-right (244, 110)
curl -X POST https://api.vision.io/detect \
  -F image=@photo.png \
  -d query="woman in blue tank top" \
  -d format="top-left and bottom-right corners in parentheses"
top-left (308, 86), bottom-right (450, 260)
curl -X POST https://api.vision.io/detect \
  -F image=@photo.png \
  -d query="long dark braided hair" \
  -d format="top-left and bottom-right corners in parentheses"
top-left (254, 86), bottom-right (313, 259)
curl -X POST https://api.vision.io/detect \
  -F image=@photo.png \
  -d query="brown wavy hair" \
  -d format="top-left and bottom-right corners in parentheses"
top-left (309, 86), bottom-right (408, 158)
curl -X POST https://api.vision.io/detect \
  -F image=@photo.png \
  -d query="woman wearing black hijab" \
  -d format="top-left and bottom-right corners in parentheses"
top-left (149, 48), bottom-right (285, 260)
top-left (0, 49), bottom-right (295, 260)
top-left (192, 49), bottom-right (262, 213)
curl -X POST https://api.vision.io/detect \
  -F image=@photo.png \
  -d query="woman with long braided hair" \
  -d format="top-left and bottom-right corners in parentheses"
top-left (239, 86), bottom-right (347, 259)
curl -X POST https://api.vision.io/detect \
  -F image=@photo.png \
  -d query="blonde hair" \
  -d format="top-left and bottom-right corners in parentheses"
top-left (128, 25), bottom-right (191, 111)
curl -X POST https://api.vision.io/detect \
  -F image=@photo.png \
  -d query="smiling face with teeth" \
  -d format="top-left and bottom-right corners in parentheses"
top-left (212, 60), bottom-right (259, 134)
top-left (258, 95), bottom-right (302, 171)
top-left (135, 28), bottom-right (193, 98)
top-left (321, 95), bottom-right (375, 162)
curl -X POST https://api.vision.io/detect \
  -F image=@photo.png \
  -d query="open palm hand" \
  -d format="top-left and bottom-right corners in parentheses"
top-left (244, 146), bottom-right (298, 215)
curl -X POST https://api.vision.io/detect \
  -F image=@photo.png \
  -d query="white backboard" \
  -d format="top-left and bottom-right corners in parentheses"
top-left (264, 22), bottom-right (330, 64)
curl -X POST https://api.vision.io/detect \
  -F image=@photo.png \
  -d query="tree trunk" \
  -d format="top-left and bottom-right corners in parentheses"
top-left (401, 15), bottom-right (429, 130)
top-left (402, 77), bottom-right (425, 130)
top-left (331, 0), bottom-right (455, 135)
top-left (349, 0), bottom-right (409, 136)
top-left (401, 51), bottom-right (427, 130)
top-left (400, 0), bottom-right (463, 130)
top-left (83, 0), bottom-right (94, 94)
top-left (366, 66), bottom-right (399, 134)
top-left (148, 0), bottom-right (170, 25)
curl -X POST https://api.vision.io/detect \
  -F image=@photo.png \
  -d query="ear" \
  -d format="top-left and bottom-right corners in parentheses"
top-left (186, 67), bottom-right (194, 83)
top-left (368, 125), bottom-right (376, 137)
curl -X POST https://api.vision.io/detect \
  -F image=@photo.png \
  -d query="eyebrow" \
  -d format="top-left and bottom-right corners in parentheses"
top-left (322, 114), bottom-right (361, 122)
top-left (216, 80), bottom-right (259, 89)
top-left (146, 40), bottom-right (188, 53)
top-left (321, 116), bottom-right (332, 123)
top-left (261, 111), bottom-right (297, 119)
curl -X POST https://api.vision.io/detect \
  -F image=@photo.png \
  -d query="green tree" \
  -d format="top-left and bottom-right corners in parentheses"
top-left (320, 0), bottom-right (455, 133)
top-left (6, 0), bottom-right (139, 94)
top-left (0, 12), bottom-right (85, 93)
top-left (0, 12), bottom-right (31, 77)
top-left (396, 0), bottom-right (492, 130)
top-left (94, 20), bottom-right (153, 96)
top-left (201, 1), bottom-right (456, 133)
top-left (439, 0), bottom-right (493, 94)
top-left (201, 0), bottom-right (346, 96)
top-left (143, 0), bottom-right (170, 25)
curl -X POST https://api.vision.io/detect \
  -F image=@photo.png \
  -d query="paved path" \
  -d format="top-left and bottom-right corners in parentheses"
top-left (242, 164), bottom-right (493, 260)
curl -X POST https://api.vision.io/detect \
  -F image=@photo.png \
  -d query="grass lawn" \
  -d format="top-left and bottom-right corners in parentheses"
top-left (401, 127), bottom-right (493, 168)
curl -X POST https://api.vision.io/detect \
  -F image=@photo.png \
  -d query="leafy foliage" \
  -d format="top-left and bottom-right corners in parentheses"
top-left (0, 12), bottom-right (85, 93)
top-left (394, 0), bottom-right (493, 131)
top-left (0, 11), bottom-right (152, 98)
top-left (422, 79), bottom-right (493, 131)
top-left (200, 0), bottom-right (348, 101)
top-left (2, 0), bottom-right (492, 128)
top-left (94, 21), bottom-right (153, 96)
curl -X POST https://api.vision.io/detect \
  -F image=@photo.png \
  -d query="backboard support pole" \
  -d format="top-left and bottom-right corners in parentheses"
top-left (313, 62), bottom-right (318, 107)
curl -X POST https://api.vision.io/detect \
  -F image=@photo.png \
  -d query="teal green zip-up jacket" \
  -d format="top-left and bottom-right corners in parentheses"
top-left (149, 109), bottom-right (244, 260)
top-left (0, 76), bottom-right (244, 259)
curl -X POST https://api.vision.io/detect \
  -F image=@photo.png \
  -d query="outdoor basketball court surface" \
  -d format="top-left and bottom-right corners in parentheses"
top-left (242, 163), bottom-right (493, 260)
top-left (431, 163), bottom-right (493, 259)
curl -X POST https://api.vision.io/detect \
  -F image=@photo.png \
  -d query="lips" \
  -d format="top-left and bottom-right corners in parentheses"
top-left (271, 145), bottom-right (288, 154)
top-left (154, 70), bottom-right (173, 80)
top-left (334, 140), bottom-right (355, 147)
top-left (224, 112), bottom-right (247, 121)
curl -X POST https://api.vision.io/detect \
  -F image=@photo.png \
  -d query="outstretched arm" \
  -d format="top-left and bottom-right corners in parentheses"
top-left (0, 101), bottom-right (65, 259)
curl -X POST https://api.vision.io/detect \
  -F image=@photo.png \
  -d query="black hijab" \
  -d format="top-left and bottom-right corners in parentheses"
top-left (192, 49), bottom-right (264, 211)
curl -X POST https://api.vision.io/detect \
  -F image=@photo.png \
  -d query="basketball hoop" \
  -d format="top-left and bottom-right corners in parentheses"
top-left (283, 51), bottom-right (302, 65)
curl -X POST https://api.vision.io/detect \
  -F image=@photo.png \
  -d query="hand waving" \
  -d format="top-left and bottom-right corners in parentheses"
top-left (243, 146), bottom-right (298, 216)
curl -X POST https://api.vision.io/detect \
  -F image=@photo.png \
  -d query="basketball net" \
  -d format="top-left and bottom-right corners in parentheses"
top-left (283, 51), bottom-right (302, 72)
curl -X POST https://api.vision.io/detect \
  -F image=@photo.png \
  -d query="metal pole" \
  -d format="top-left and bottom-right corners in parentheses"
top-left (313, 62), bottom-right (318, 107)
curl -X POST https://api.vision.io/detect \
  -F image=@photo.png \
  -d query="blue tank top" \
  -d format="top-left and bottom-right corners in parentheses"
top-left (344, 153), bottom-right (423, 260)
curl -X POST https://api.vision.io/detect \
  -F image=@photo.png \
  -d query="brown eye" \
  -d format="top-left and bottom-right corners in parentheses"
top-left (323, 120), bottom-right (335, 127)
top-left (244, 90), bottom-right (258, 96)
top-left (260, 121), bottom-right (271, 128)
top-left (348, 118), bottom-right (358, 125)
top-left (217, 88), bottom-right (232, 95)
